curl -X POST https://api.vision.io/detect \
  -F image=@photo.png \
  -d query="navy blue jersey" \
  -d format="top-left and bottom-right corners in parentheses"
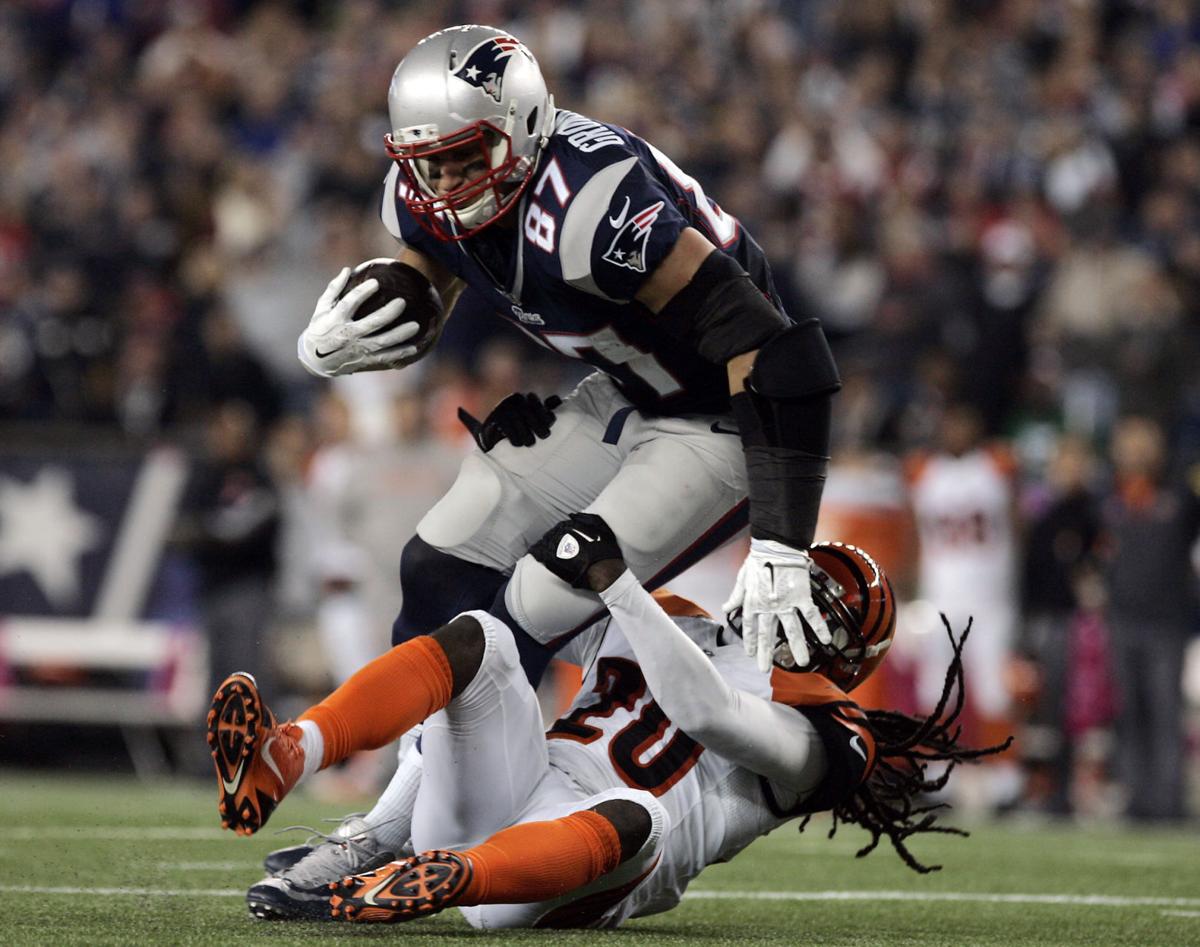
top-left (381, 110), bottom-right (790, 416)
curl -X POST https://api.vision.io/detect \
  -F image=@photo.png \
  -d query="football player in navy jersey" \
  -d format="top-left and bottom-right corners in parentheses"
top-left (282, 24), bottom-right (844, 897)
top-left (302, 22), bottom-right (838, 679)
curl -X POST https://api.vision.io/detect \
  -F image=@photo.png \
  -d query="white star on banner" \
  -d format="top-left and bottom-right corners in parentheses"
top-left (465, 65), bottom-right (480, 79)
top-left (0, 467), bottom-right (103, 608)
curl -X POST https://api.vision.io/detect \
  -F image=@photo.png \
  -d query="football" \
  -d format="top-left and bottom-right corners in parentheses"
top-left (340, 260), bottom-right (443, 355)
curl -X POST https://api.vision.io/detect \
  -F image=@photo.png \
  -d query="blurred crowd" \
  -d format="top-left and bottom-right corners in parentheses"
top-left (1, 0), bottom-right (1198, 818)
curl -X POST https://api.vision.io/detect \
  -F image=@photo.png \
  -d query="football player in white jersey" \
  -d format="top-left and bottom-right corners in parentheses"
top-left (905, 403), bottom-right (1020, 808)
top-left (906, 407), bottom-right (1018, 725)
top-left (208, 517), bottom-right (1005, 927)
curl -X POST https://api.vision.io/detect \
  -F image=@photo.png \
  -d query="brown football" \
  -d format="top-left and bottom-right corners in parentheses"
top-left (340, 261), bottom-right (443, 352)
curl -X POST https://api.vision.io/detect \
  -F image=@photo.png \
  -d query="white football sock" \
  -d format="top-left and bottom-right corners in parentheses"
top-left (296, 719), bottom-right (324, 783)
top-left (364, 729), bottom-right (423, 854)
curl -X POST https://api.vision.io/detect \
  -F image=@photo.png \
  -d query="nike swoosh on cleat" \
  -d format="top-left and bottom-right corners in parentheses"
top-left (608, 196), bottom-right (630, 229)
top-left (261, 737), bottom-right (285, 784)
top-left (314, 347), bottom-right (342, 359)
top-left (360, 876), bottom-right (393, 908)
top-left (709, 422), bottom-right (739, 436)
top-left (222, 758), bottom-right (246, 795)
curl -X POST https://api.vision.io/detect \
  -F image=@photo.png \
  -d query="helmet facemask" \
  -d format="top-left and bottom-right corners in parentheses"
top-left (385, 27), bottom-right (554, 242)
top-left (385, 113), bottom-right (533, 242)
top-left (781, 567), bottom-right (869, 683)
top-left (727, 542), bottom-right (895, 691)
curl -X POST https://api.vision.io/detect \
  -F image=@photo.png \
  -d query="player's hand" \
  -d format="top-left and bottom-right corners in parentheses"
top-left (298, 266), bottom-right (421, 377)
top-left (723, 539), bottom-right (831, 673)
top-left (457, 393), bottom-right (563, 452)
top-left (529, 512), bottom-right (625, 591)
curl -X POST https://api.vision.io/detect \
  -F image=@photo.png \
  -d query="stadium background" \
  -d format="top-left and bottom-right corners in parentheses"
top-left (1, 0), bottom-right (1199, 941)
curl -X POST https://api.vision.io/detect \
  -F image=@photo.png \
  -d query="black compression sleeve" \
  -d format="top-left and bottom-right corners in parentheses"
top-left (731, 391), bottom-right (832, 547)
top-left (655, 250), bottom-right (788, 364)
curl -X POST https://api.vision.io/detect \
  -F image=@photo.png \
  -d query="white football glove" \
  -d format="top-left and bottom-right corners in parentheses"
top-left (723, 538), bottom-right (832, 673)
top-left (298, 261), bottom-right (422, 378)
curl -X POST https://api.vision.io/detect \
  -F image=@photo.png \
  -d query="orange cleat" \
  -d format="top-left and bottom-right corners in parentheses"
top-left (206, 672), bottom-right (305, 836)
top-left (328, 850), bottom-right (473, 923)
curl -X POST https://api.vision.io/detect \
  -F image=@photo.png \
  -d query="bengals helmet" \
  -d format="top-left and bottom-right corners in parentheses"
top-left (385, 25), bottom-right (555, 241)
top-left (786, 542), bottom-right (897, 691)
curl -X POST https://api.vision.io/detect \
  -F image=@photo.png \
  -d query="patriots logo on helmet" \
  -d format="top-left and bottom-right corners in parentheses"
top-left (602, 200), bottom-right (664, 273)
top-left (453, 36), bottom-right (523, 103)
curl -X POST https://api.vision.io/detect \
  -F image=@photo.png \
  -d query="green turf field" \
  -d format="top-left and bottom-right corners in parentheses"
top-left (1, 772), bottom-right (1196, 946)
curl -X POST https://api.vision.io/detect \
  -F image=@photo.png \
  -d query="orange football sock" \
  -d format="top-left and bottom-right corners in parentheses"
top-left (299, 636), bottom-right (452, 770)
top-left (457, 810), bottom-right (623, 905)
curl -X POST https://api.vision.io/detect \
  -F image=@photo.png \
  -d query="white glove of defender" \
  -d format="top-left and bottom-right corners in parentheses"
top-left (723, 538), bottom-right (832, 673)
top-left (298, 260), bottom-right (422, 378)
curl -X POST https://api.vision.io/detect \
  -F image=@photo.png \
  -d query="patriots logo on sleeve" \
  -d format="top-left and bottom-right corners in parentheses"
top-left (601, 199), bottom-right (664, 273)
top-left (453, 36), bottom-right (522, 103)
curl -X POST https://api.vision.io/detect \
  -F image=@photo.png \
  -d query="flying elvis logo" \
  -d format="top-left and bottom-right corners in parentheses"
top-left (453, 36), bottom-right (523, 102)
top-left (602, 199), bottom-right (664, 273)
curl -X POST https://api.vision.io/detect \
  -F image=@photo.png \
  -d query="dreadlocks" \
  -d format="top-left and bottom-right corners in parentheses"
top-left (800, 615), bottom-right (1013, 874)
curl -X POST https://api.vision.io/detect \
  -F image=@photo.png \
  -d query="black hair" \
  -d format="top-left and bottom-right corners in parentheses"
top-left (800, 616), bottom-right (1013, 873)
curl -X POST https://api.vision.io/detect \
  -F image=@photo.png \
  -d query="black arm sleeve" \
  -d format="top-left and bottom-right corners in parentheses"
top-left (654, 250), bottom-right (789, 364)
top-left (658, 250), bottom-right (839, 548)
top-left (730, 320), bottom-right (840, 547)
top-left (732, 395), bottom-right (832, 547)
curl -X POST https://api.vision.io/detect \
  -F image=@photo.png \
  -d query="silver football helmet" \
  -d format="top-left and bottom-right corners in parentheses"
top-left (385, 25), bottom-right (555, 241)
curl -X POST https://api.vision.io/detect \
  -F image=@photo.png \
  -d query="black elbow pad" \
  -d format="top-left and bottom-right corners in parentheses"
top-left (734, 320), bottom-right (840, 452)
top-left (749, 319), bottom-right (841, 404)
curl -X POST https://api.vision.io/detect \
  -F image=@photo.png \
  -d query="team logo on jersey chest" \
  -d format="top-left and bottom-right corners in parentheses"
top-left (509, 302), bottom-right (545, 326)
top-left (452, 36), bottom-right (522, 103)
top-left (602, 199), bottom-right (664, 273)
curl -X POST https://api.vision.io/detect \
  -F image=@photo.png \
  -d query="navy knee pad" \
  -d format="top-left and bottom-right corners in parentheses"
top-left (392, 536), bottom-right (507, 646)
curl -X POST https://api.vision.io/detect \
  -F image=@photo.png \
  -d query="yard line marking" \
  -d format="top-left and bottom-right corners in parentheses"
top-left (156, 862), bottom-right (250, 871)
top-left (683, 891), bottom-right (1200, 909)
top-left (1161, 910), bottom-right (1200, 918)
top-left (2, 884), bottom-right (1199, 911)
top-left (2, 827), bottom-right (223, 840)
top-left (0, 885), bottom-right (243, 898)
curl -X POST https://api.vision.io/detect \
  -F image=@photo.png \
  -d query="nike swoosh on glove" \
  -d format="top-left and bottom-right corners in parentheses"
top-left (298, 263), bottom-right (421, 377)
top-left (722, 539), bottom-right (832, 673)
top-left (529, 512), bottom-right (623, 590)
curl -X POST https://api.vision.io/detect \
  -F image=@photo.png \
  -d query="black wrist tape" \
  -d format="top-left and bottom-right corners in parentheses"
top-left (741, 445), bottom-right (828, 547)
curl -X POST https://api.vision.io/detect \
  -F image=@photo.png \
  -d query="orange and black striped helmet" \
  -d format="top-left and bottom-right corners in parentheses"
top-left (803, 542), bottom-right (897, 691)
